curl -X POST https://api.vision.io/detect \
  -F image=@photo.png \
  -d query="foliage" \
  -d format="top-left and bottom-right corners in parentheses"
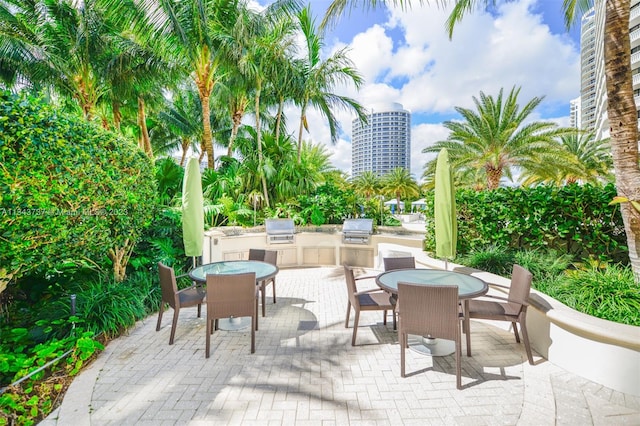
top-left (0, 316), bottom-right (104, 425)
top-left (0, 91), bottom-right (156, 282)
top-left (424, 183), bottom-right (626, 265)
top-left (535, 263), bottom-right (640, 327)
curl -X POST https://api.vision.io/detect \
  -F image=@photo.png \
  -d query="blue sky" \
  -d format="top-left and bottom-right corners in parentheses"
top-left (256, 1), bottom-right (583, 181)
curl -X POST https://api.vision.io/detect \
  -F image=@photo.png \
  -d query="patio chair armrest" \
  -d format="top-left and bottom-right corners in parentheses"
top-left (354, 288), bottom-right (384, 296)
top-left (487, 282), bottom-right (510, 290)
top-left (354, 274), bottom-right (378, 281)
top-left (479, 293), bottom-right (530, 306)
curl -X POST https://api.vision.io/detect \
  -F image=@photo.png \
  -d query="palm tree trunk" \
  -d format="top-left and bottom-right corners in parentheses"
top-left (486, 167), bottom-right (502, 190)
top-left (255, 84), bottom-right (270, 208)
top-left (137, 96), bottom-right (153, 158)
top-left (112, 101), bottom-right (122, 132)
top-left (200, 92), bottom-right (215, 169)
top-left (180, 137), bottom-right (189, 167)
top-left (275, 96), bottom-right (284, 142)
top-left (297, 103), bottom-right (307, 163)
top-left (604, 0), bottom-right (640, 279)
top-left (227, 109), bottom-right (244, 157)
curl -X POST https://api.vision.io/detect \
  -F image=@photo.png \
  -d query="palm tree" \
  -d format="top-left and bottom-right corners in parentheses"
top-left (153, 86), bottom-right (203, 166)
top-left (0, 0), bottom-right (115, 120)
top-left (381, 167), bottom-right (419, 213)
top-left (233, 6), bottom-right (298, 208)
top-left (294, 5), bottom-right (367, 162)
top-left (351, 171), bottom-right (380, 201)
top-left (422, 87), bottom-right (570, 190)
top-left (519, 132), bottom-right (613, 186)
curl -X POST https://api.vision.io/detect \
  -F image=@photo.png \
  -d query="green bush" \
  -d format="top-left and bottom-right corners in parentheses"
top-left (535, 264), bottom-right (640, 327)
top-left (423, 184), bottom-right (626, 265)
top-left (0, 91), bottom-right (157, 282)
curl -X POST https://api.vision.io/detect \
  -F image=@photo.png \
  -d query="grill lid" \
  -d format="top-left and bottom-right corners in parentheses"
top-left (342, 218), bottom-right (374, 235)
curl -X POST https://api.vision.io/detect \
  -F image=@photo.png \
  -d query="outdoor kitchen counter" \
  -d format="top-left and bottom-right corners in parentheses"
top-left (202, 227), bottom-right (425, 268)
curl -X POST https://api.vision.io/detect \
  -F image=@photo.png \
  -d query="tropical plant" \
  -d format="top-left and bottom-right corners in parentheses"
top-left (0, 91), bottom-right (156, 282)
top-left (381, 167), bottom-right (420, 212)
top-left (293, 5), bottom-right (367, 161)
top-left (520, 131), bottom-right (613, 186)
top-left (422, 87), bottom-right (571, 189)
top-left (351, 171), bottom-right (381, 200)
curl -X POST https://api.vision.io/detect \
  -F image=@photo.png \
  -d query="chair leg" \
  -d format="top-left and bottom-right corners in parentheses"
top-left (464, 312), bottom-right (472, 357)
top-left (345, 302), bottom-right (352, 328)
top-left (519, 317), bottom-right (535, 365)
top-left (272, 278), bottom-right (276, 303)
top-left (400, 331), bottom-right (406, 377)
top-left (382, 310), bottom-right (387, 325)
top-left (156, 303), bottom-right (164, 331)
top-left (351, 311), bottom-right (360, 346)
top-left (261, 282), bottom-right (266, 317)
top-left (250, 316), bottom-right (256, 354)
top-left (512, 321), bottom-right (521, 343)
top-left (392, 311), bottom-right (397, 331)
top-left (455, 330), bottom-right (462, 390)
top-left (205, 318), bottom-right (212, 358)
top-left (169, 308), bottom-right (179, 345)
top-left (255, 297), bottom-right (259, 331)
top-left (197, 303), bottom-right (201, 318)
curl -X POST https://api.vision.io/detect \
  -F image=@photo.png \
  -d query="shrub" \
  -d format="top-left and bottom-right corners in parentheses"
top-left (0, 91), bottom-right (157, 282)
top-left (535, 263), bottom-right (640, 327)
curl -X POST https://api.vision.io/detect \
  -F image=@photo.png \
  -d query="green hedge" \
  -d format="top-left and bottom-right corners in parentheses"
top-left (423, 184), bottom-right (626, 264)
top-left (0, 91), bottom-right (157, 281)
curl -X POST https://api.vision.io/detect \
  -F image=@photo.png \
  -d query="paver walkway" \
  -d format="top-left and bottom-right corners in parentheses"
top-left (43, 266), bottom-right (640, 425)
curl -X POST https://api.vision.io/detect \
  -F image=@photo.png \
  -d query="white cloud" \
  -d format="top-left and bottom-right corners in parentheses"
top-left (286, 0), bottom-right (580, 183)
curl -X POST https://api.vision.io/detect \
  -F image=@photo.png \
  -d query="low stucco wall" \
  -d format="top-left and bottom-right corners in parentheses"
top-left (404, 245), bottom-right (639, 397)
top-left (202, 232), bottom-right (640, 396)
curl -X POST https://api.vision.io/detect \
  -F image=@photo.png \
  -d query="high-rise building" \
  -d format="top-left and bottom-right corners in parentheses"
top-left (579, 1), bottom-right (640, 139)
top-left (351, 102), bottom-right (411, 179)
top-left (570, 97), bottom-right (582, 128)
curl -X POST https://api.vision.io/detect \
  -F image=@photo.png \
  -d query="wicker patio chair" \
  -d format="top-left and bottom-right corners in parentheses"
top-left (467, 264), bottom-right (535, 364)
top-left (343, 263), bottom-right (396, 345)
top-left (205, 272), bottom-right (259, 358)
top-left (156, 262), bottom-right (205, 345)
top-left (248, 248), bottom-right (278, 317)
top-left (397, 282), bottom-right (464, 389)
top-left (383, 256), bottom-right (416, 271)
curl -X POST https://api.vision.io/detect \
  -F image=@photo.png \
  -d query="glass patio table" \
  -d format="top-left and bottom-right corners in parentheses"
top-left (376, 268), bottom-right (488, 356)
top-left (190, 260), bottom-right (278, 330)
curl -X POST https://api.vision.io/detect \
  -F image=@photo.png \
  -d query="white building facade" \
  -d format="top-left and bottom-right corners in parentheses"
top-left (580, 0), bottom-right (640, 139)
top-left (351, 102), bottom-right (411, 179)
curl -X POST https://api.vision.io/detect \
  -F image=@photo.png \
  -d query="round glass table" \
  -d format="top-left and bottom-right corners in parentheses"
top-left (190, 260), bottom-right (279, 330)
top-left (376, 268), bottom-right (488, 356)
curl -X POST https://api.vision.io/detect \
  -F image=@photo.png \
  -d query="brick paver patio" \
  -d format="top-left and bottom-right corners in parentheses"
top-left (43, 266), bottom-right (640, 425)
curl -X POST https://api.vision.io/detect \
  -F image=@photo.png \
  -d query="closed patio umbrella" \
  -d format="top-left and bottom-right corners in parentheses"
top-left (434, 148), bottom-right (457, 270)
top-left (182, 157), bottom-right (204, 269)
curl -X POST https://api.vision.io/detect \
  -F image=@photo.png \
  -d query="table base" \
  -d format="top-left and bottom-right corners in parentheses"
top-left (407, 335), bottom-right (455, 356)
top-left (217, 316), bottom-right (251, 331)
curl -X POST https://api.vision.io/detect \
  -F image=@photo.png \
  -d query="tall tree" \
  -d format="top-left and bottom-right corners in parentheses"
top-left (519, 132), bottom-right (613, 186)
top-left (351, 171), bottom-right (381, 201)
top-left (381, 167), bottom-right (419, 213)
top-left (294, 5), bottom-right (367, 162)
top-left (233, 4), bottom-right (298, 207)
top-left (422, 87), bottom-right (570, 190)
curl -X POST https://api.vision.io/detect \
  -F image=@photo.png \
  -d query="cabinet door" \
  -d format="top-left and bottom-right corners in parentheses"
top-left (317, 247), bottom-right (335, 265)
top-left (303, 248), bottom-right (320, 265)
top-left (341, 247), bottom-right (373, 267)
top-left (277, 248), bottom-right (297, 266)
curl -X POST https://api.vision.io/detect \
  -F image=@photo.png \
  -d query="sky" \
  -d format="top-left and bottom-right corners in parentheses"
top-left (256, 0), bottom-right (583, 182)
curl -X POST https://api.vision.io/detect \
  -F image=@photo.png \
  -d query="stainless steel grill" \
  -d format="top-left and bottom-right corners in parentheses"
top-left (342, 218), bottom-right (374, 245)
top-left (265, 218), bottom-right (295, 244)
